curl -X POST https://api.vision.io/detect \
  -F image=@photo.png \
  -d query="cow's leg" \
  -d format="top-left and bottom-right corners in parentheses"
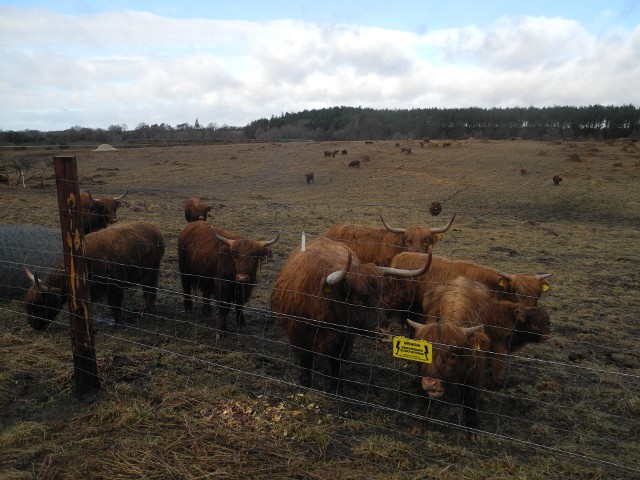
top-left (140, 274), bottom-right (159, 317)
top-left (490, 346), bottom-right (509, 387)
top-left (201, 286), bottom-right (213, 317)
top-left (107, 286), bottom-right (125, 324)
top-left (235, 305), bottom-right (245, 328)
top-left (410, 397), bottom-right (432, 435)
top-left (298, 350), bottom-right (313, 388)
top-left (216, 304), bottom-right (230, 339)
top-left (180, 273), bottom-right (193, 313)
top-left (329, 357), bottom-right (344, 395)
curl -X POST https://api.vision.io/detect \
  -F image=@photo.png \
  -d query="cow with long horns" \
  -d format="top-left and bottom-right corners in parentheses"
top-left (270, 237), bottom-right (432, 392)
top-left (385, 252), bottom-right (552, 322)
top-left (79, 189), bottom-right (128, 234)
top-left (424, 277), bottom-right (551, 386)
top-left (24, 221), bottom-right (165, 330)
top-left (178, 221), bottom-right (279, 338)
top-left (184, 197), bottom-right (213, 222)
top-left (323, 213), bottom-right (455, 267)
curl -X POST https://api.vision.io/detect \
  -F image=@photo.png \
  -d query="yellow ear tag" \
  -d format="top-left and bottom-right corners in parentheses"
top-left (499, 279), bottom-right (507, 287)
top-left (434, 233), bottom-right (443, 241)
top-left (542, 284), bottom-right (550, 293)
top-left (324, 286), bottom-right (333, 293)
top-left (475, 343), bottom-right (480, 350)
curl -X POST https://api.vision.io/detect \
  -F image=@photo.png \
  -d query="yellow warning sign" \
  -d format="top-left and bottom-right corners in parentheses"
top-left (392, 337), bottom-right (432, 363)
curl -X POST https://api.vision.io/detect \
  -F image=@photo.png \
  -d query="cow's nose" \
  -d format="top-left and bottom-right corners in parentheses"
top-left (421, 377), bottom-right (441, 391)
top-left (235, 274), bottom-right (250, 283)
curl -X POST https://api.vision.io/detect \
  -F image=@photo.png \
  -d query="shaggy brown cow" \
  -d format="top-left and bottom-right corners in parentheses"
top-left (323, 213), bottom-right (455, 267)
top-left (520, 168), bottom-right (528, 176)
top-left (184, 197), bottom-right (213, 222)
top-left (24, 221), bottom-right (165, 330)
top-left (423, 277), bottom-right (551, 385)
top-left (178, 221), bottom-right (279, 338)
top-left (400, 147), bottom-right (412, 154)
top-left (271, 237), bottom-right (432, 391)
top-left (385, 252), bottom-right (552, 325)
top-left (443, 142), bottom-right (452, 148)
top-left (348, 160), bottom-right (360, 168)
top-left (323, 150), bottom-right (332, 157)
top-left (407, 318), bottom-right (489, 443)
top-left (429, 201), bottom-right (442, 217)
top-left (332, 150), bottom-right (340, 157)
top-left (304, 172), bottom-right (315, 184)
top-left (341, 150), bottom-right (348, 155)
top-left (553, 175), bottom-right (563, 185)
top-left (79, 189), bottom-right (128, 234)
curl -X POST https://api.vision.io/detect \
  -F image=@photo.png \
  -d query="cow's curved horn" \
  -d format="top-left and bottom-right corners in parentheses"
top-left (496, 270), bottom-right (510, 280)
top-left (462, 324), bottom-right (485, 337)
top-left (380, 249), bottom-right (432, 278)
top-left (24, 265), bottom-right (48, 292)
top-left (406, 319), bottom-right (424, 332)
top-left (113, 188), bottom-right (128, 201)
top-left (538, 273), bottom-right (553, 279)
top-left (326, 251), bottom-right (353, 286)
top-left (379, 213), bottom-right (405, 233)
top-left (430, 212), bottom-right (456, 234)
top-left (87, 190), bottom-right (100, 202)
top-left (213, 229), bottom-right (235, 247)
top-left (261, 232), bottom-right (280, 248)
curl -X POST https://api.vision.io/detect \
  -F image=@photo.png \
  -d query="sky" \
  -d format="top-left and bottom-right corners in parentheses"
top-left (1, 1), bottom-right (639, 132)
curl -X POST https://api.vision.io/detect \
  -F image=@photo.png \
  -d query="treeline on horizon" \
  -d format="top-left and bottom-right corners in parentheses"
top-left (1, 104), bottom-right (639, 147)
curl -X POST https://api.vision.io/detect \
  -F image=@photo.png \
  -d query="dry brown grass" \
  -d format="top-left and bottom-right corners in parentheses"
top-left (1, 139), bottom-right (639, 478)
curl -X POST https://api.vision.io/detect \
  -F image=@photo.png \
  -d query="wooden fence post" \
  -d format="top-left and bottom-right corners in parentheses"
top-left (53, 155), bottom-right (100, 393)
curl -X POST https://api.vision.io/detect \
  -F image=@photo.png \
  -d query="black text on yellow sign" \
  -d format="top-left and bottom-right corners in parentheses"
top-left (392, 337), bottom-right (432, 363)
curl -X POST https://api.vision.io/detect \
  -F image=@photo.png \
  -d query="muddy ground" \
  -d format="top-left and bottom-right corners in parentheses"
top-left (1, 138), bottom-right (639, 479)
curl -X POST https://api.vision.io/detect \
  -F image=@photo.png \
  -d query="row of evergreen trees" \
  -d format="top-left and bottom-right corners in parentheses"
top-left (1, 104), bottom-right (638, 146)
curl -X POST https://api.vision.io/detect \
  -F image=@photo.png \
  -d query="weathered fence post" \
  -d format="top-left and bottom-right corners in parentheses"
top-left (53, 155), bottom-right (100, 393)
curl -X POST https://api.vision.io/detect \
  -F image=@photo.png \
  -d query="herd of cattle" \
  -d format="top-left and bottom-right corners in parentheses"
top-left (21, 193), bottom-right (553, 442)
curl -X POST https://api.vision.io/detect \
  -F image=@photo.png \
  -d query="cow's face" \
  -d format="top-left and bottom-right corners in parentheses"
top-left (91, 198), bottom-right (121, 225)
top-left (516, 307), bottom-right (551, 343)
top-left (229, 240), bottom-right (272, 283)
top-left (339, 265), bottom-right (389, 334)
top-left (497, 274), bottom-right (551, 307)
top-left (403, 227), bottom-right (443, 253)
top-left (413, 323), bottom-right (489, 397)
top-left (24, 270), bottom-right (68, 330)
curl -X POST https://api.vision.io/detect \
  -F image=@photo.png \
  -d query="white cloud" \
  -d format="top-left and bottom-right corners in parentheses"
top-left (0, 6), bottom-right (638, 131)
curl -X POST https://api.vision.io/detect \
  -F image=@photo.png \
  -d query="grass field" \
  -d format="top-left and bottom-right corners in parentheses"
top-left (1, 138), bottom-right (639, 479)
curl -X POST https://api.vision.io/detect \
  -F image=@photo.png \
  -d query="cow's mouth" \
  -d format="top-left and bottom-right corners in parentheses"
top-left (426, 389), bottom-right (444, 398)
top-left (540, 333), bottom-right (550, 342)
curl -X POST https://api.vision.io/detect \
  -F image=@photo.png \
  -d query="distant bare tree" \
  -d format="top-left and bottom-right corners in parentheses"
top-left (8, 158), bottom-right (41, 187)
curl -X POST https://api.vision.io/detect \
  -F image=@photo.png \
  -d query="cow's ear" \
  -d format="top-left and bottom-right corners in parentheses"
top-left (514, 309), bottom-right (527, 323)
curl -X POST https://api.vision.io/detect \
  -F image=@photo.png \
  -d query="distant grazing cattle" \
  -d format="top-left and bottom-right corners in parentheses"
top-left (184, 197), bottom-right (213, 222)
top-left (443, 142), bottom-right (452, 148)
top-left (79, 189), bottom-right (128, 234)
top-left (429, 201), bottom-right (442, 217)
top-left (553, 175), bottom-right (563, 186)
top-left (24, 221), bottom-right (165, 329)
top-left (419, 141), bottom-right (425, 148)
top-left (323, 150), bottom-right (332, 157)
top-left (271, 237), bottom-right (432, 391)
top-left (178, 221), bottom-right (279, 338)
top-left (348, 160), bottom-right (360, 168)
top-left (332, 150), bottom-right (339, 157)
top-left (304, 172), bottom-right (315, 184)
top-left (422, 277), bottom-right (551, 386)
top-left (400, 147), bottom-right (412, 154)
top-left (406, 315), bottom-right (489, 442)
top-left (520, 168), bottom-right (528, 176)
top-left (395, 143), bottom-right (401, 147)
top-left (341, 150), bottom-right (348, 155)
top-left (323, 213), bottom-right (455, 266)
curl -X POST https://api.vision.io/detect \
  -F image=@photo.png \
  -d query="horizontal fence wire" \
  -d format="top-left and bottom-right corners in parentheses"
top-left (1, 208), bottom-right (639, 478)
